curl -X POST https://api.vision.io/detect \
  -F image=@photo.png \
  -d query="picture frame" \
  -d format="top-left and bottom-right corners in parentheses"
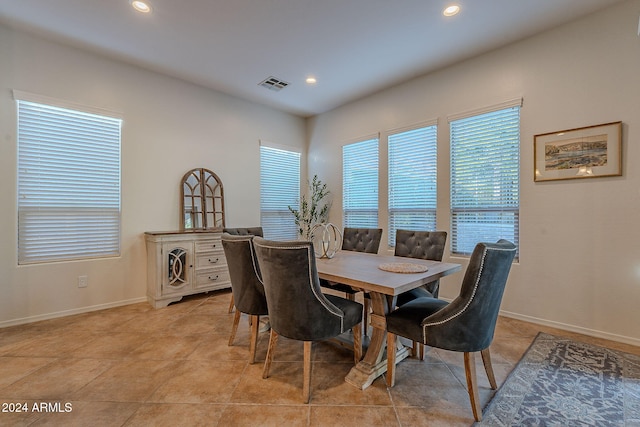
top-left (534, 121), bottom-right (622, 182)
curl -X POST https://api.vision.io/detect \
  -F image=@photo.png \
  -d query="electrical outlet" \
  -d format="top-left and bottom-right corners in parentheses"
top-left (78, 275), bottom-right (88, 288)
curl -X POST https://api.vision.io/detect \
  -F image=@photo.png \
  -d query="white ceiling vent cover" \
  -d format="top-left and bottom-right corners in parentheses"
top-left (258, 76), bottom-right (290, 92)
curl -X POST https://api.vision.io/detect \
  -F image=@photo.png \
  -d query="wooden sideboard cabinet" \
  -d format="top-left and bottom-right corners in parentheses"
top-left (145, 229), bottom-right (230, 308)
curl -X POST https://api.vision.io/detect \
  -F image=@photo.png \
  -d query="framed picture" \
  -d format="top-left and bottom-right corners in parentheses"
top-left (534, 121), bottom-right (622, 182)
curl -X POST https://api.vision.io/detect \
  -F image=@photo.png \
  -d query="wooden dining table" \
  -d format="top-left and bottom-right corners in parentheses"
top-left (316, 250), bottom-right (462, 390)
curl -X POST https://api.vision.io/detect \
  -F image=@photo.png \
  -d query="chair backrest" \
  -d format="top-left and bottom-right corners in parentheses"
top-left (223, 227), bottom-right (264, 237)
top-left (221, 233), bottom-right (268, 316)
top-left (422, 239), bottom-right (517, 352)
top-left (253, 237), bottom-right (348, 341)
top-left (394, 229), bottom-right (447, 297)
top-left (394, 229), bottom-right (447, 261)
top-left (341, 227), bottom-right (383, 254)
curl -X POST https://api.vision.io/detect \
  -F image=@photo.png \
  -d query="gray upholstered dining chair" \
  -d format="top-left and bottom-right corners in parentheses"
top-left (385, 239), bottom-right (516, 422)
top-left (223, 227), bottom-right (264, 237)
top-left (341, 227), bottom-right (383, 253)
top-left (394, 229), bottom-right (447, 303)
top-left (223, 227), bottom-right (264, 313)
top-left (253, 237), bottom-right (363, 403)
top-left (221, 233), bottom-right (268, 364)
top-left (394, 229), bottom-right (448, 358)
top-left (320, 227), bottom-right (382, 335)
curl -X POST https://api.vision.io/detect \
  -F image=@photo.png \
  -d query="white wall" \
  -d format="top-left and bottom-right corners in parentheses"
top-left (0, 25), bottom-right (306, 325)
top-left (307, 0), bottom-right (640, 345)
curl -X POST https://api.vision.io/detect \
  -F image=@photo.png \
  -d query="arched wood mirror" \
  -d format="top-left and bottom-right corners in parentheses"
top-left (181, 168), bottom-right (225, 229)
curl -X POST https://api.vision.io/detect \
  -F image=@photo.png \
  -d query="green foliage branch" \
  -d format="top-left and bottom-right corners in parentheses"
top-left (288, 175), bottom-right (331, 240)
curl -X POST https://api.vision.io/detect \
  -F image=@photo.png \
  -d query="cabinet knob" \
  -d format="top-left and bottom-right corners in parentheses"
top-left (208, 258), bottom-right (219, 264)
top-left (208, 275), bottom-right (219, 281)
top-left (212, 244), bottom-right (217, 248)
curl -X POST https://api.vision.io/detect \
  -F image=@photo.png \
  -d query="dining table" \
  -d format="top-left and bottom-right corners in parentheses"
top-left (316, 250), bottom-right (462, 390)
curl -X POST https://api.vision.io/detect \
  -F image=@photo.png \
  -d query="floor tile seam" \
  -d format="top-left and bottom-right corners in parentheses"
top-left (65, 356), bottom-right (160, 402)
top-left (0, 357), bottom-right (65, 391)
top-left (224, 357), bottom-right (252, 403)
top-left (384, 373), bottom-right (414, 426)
top-left (441, 361), bottom-right (468, 390)
top-left (306, 403), bottom-right (395, 408)
top-left (265, 360), bottom-right (358, 364)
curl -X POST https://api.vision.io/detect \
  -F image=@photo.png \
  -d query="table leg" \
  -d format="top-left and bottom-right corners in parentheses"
top-left (345, 291), bottom-right (410, 389)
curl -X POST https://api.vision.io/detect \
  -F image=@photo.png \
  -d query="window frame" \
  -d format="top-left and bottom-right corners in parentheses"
top-left (259, 142), bottom-right (301, 240)
top-left (342, 136), bottom-right (379, 229)
top-left (387, 121), bottom-right (438, 247)
top-left (14, 90), bottom-right (122, 265)
top-left (449, 99), bottom-right (522, 258)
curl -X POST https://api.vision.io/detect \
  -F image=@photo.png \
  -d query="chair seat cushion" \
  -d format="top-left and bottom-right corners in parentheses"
top-left (320, 279), bottom-right (358, 295)
top-left (325, 294), bottom-right (363, 331)
top-left (386, 297), bottom-right (448, 342)
top-left (396, 287), bottom-right (434, 306)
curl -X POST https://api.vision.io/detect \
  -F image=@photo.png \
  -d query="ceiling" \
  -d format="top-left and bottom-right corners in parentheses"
top-left (0, 0), bottom-right (626, 117)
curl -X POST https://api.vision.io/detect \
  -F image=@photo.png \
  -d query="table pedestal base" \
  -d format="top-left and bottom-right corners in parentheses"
top-left (345, 345), bottom-right (410, 389)
top-left (344, 292), bottom-right (411, 389)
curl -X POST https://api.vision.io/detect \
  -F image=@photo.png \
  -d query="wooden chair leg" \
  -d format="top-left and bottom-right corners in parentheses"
top-left (228, 309), bottom-right (241, 346)
top-left (386, 332), bottom-right (397, 387)
top-left (481, 348), bottom-right (497, 389)
top-left (411, 341), bottom-right (425, 360)
top-left (363, 296), bottom-right (370, 337)
top-left (228, 294), bottom-right (235, 313)
top-left (303, 341), bottom-right (312, 403)
top-left (249, 314), bottom-right (259, 364)
top-left (262, 329), bottom-right (279, 379)
top-left (352, 323), bottom-right (362, 364)
top-left (464, 352), bottom-right (482, 422)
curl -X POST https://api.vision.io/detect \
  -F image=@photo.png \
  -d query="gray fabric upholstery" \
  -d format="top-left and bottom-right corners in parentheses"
top-left (221, 233), bottom-right (268, 316)
top-left (253, 237), bottom-right (363, 341)
top-left (223, 227), bottom-right (264, 237)
top-left (341, 227), bottom-right (383, 253)
top-left (321, 227), bottom-right (382, 295)
top-left (394, 229), bottom-right (447, 302)
top-left (386, 239), bottom-right (517, 352)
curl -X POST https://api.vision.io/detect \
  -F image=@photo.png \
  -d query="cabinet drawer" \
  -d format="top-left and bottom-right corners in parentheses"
top-left (195, 268), bottom-right (230, 288)
top-left (195, 239), bottom-right (222, 253)
top-left (195, 253), bottom-right (226, 269)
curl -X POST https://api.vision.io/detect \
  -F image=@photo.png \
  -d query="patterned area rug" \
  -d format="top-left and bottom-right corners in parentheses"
top-left (476, 332), bottom-right (640, 426)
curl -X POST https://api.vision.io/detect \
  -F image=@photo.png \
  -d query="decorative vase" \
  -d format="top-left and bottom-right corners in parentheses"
top-left (310, 223), bottom-right (342, 259)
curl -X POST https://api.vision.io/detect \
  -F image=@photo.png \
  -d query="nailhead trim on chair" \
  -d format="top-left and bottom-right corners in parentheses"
top-left (254, 241), bottom-right (346, 331)
top-left (421, 245), bottom-right (516, 342)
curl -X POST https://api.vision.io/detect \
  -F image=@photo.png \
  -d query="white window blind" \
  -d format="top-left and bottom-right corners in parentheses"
top-left (450, 104), bottom-right (520, 257)
top-left (388, 124), bottom-right (437, 246)
top-left (260, 145), bottom-right (300, 240)
top-left (16, 99), bottom-right (122, 264)
top-left (342, 137), bottom-right (379, 228)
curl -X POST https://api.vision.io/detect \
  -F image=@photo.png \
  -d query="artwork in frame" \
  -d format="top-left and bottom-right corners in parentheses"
top-left (534, 121), bottom-right (622, 182)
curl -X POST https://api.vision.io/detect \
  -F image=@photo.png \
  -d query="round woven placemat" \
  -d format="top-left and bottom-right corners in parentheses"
top-left (378, 262), bottom-right (428, 273)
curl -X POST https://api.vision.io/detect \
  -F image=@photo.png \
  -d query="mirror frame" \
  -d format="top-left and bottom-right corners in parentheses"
top-left (180, 168), bottom-right (225, 230)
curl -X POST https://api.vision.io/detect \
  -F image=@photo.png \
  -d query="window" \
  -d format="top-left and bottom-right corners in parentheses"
top-left (388, 124), bottom-right (437, 246)
top-left (342, 137), bottom-right (379, 229)
top-left (260, 144), bottom-right (300, 240)
top-left (16, 93), bottom-right (122, 264)
top-left (449, 101), bottom-right (521, 257)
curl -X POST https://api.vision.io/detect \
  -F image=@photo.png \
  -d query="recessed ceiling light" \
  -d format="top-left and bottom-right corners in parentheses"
top-left (306, 76), bottom-right (317, 85)
top-left (130, 0), bottom-right (152, 13)
top-left (443, 5), bottom-right (460, 17)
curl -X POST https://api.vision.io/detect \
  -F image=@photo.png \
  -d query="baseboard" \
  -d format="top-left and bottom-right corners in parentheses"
top-left (434, 296), bottom-right (640, 347)
top-left (0, 297), bottom-right (148, 329)
top-left (499, 309), bottom-right (640, 348)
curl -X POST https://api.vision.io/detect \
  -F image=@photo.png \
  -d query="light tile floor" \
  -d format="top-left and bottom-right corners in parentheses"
top-left (0, 290), bottom-right (638, 426)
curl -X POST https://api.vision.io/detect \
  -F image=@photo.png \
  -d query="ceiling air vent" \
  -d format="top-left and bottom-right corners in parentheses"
top-left (258, 76), bottom-right (290, 92)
